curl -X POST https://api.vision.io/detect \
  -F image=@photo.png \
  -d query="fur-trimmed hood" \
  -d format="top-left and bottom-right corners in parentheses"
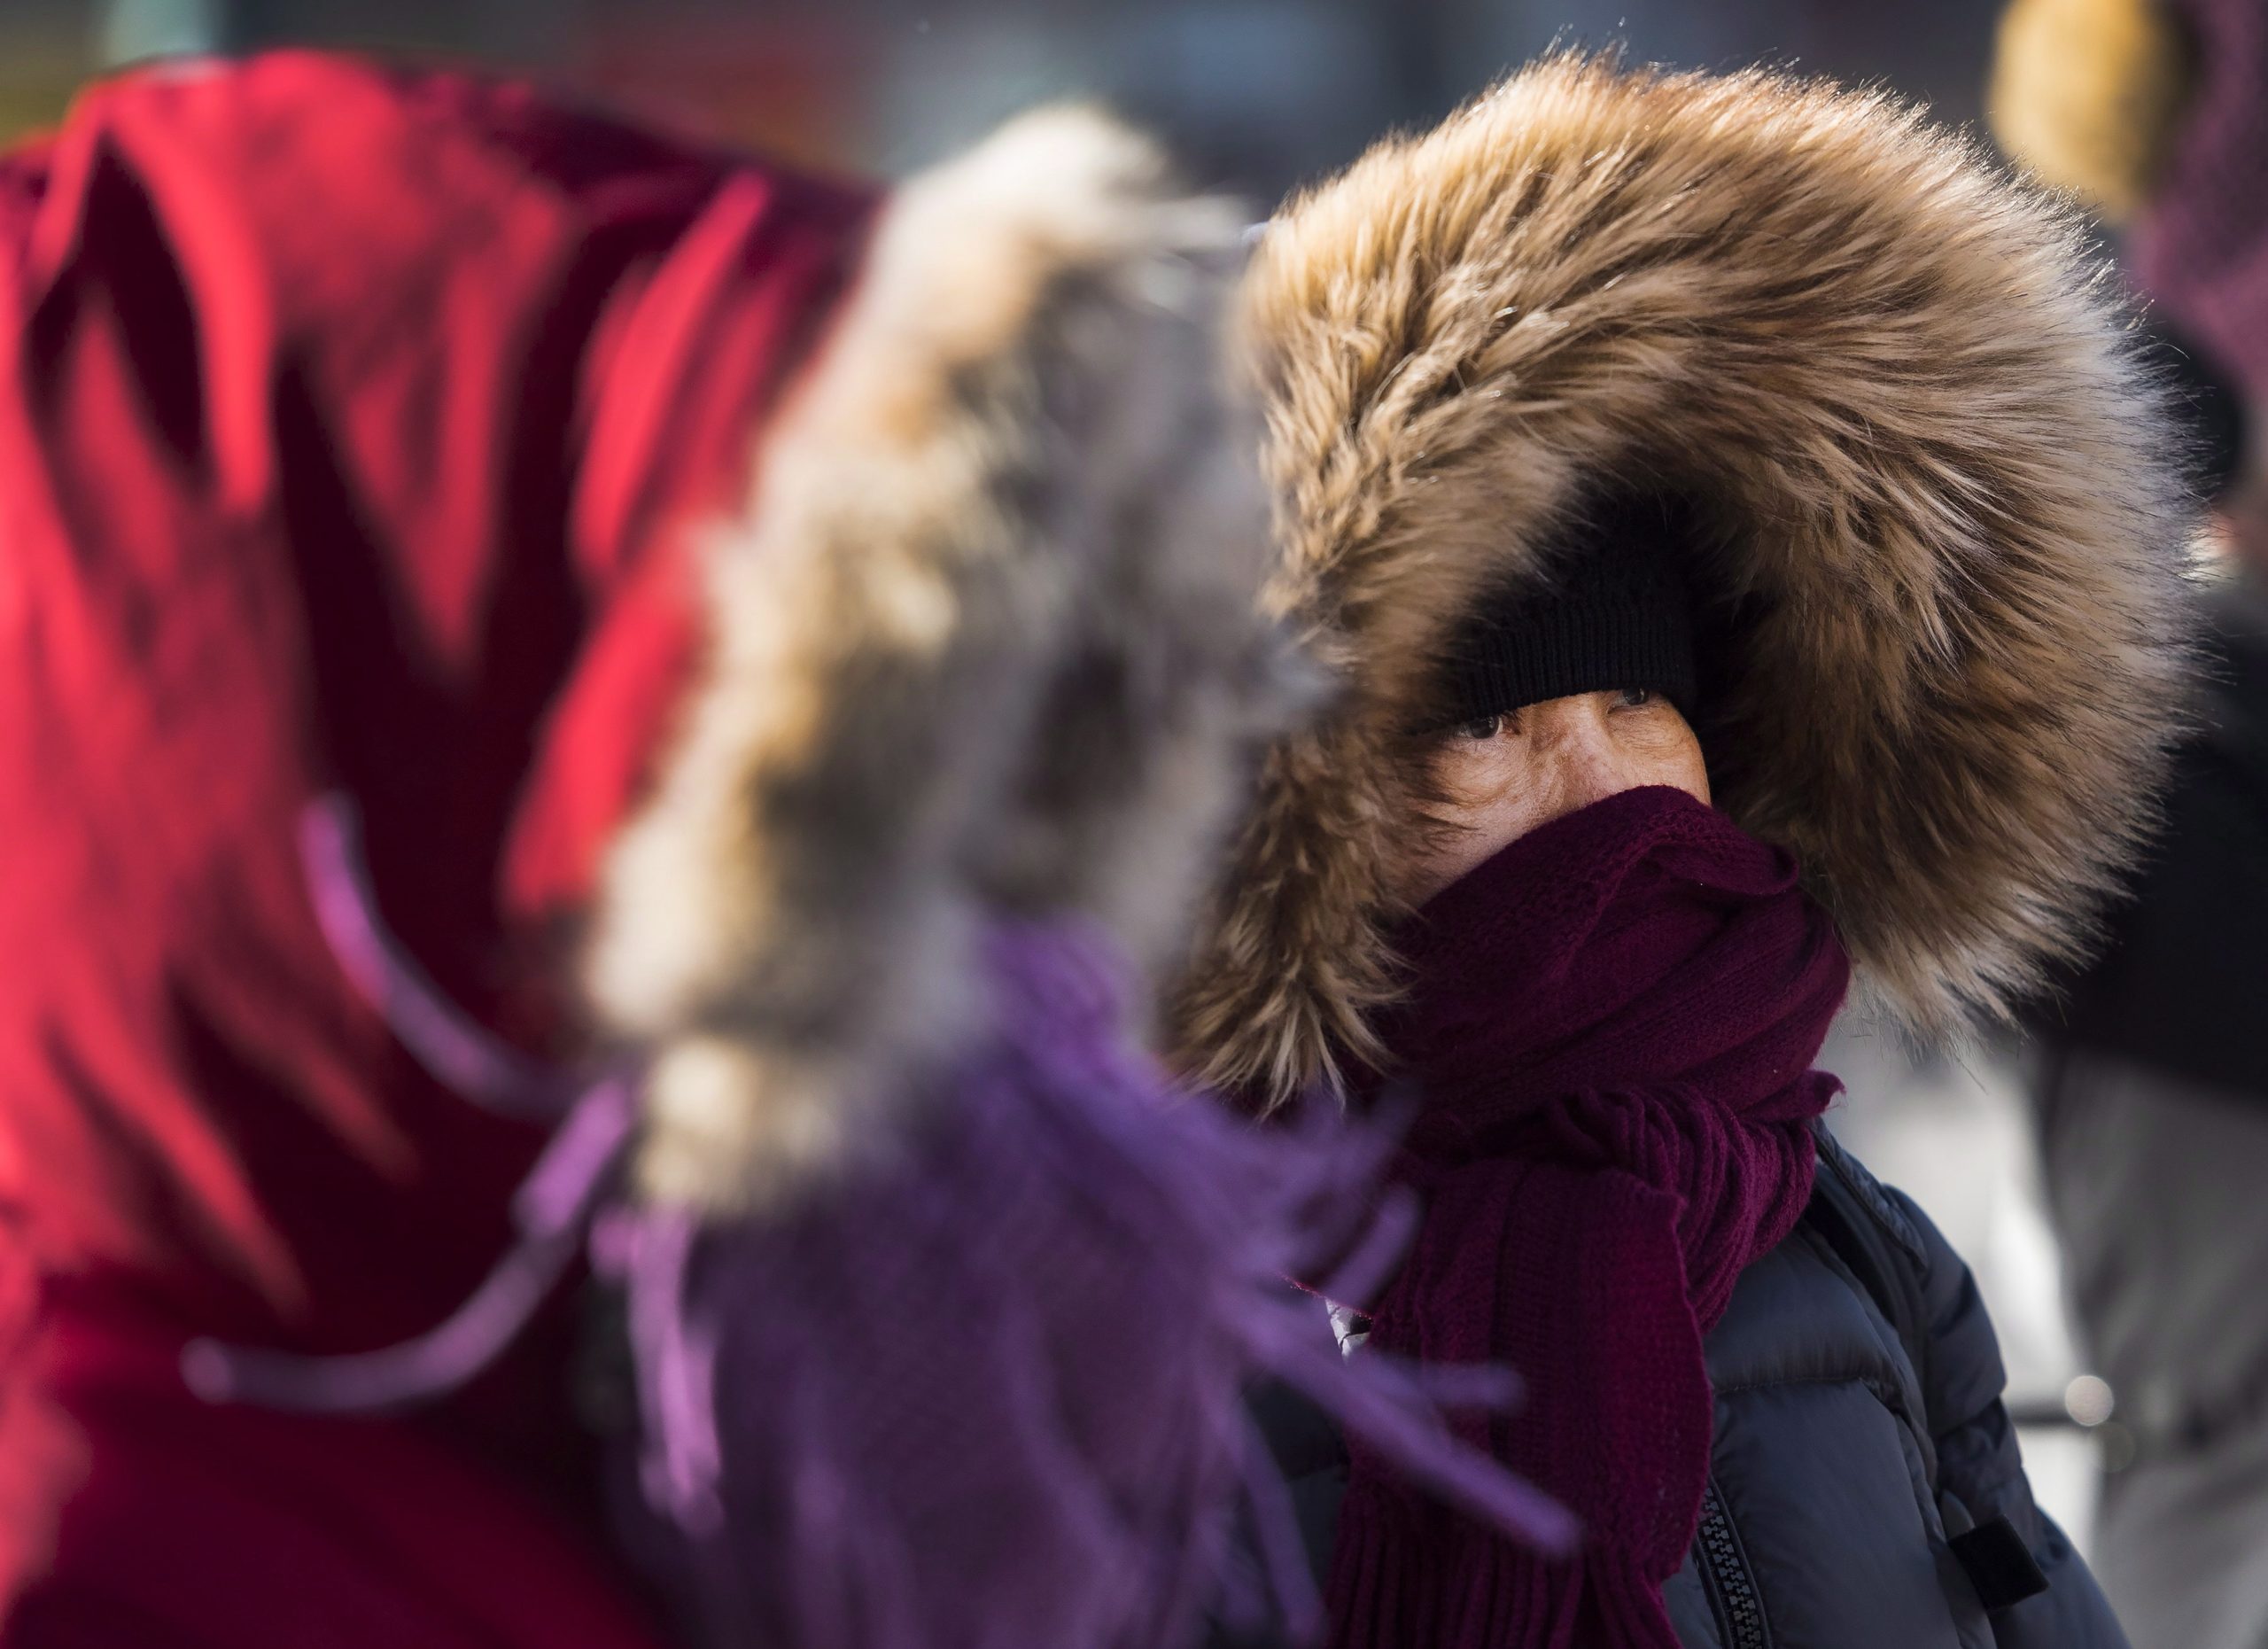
top-left (588, 109), bottom-right (1292, 1210)
top-left (1169, 53), bottom-right (2195, 1104)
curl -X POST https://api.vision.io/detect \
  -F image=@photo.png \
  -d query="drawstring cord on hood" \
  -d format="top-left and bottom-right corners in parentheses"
top-left (179, 796), bottom-right (637, 1413)
top-left (299, 801), bottom-right (573, 1121)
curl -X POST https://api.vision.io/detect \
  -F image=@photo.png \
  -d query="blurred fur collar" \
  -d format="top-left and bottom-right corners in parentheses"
top-left (588, 109), bottom-right (1292, 1210)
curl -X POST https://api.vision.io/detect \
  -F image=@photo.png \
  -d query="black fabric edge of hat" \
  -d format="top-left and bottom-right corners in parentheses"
top-left (1441, 601), bottom-right (1698, 726)
top-left (1433, 495), bottom-right (1702, 728)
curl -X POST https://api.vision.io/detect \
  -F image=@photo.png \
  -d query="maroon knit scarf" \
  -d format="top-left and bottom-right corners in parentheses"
top-left (1325, 785), bottom-right (1851, 1647)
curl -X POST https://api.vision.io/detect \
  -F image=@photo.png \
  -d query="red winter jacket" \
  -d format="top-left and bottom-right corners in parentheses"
top-left (0, 51), bottom-right (873, 1645)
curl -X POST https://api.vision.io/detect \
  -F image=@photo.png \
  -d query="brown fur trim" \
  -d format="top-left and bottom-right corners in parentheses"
top-left (586, 107), bottom-right (1288, 1211)
top-left (1169, 53), bottom-right (2196, 1106)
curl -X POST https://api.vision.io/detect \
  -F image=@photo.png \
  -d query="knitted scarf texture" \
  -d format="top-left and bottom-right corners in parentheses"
top-left (1326, 785), bottom-right (1850, 1647)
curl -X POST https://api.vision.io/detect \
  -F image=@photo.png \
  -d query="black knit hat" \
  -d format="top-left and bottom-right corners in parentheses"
top-left (1435, 492), bottom-right (1700, 727)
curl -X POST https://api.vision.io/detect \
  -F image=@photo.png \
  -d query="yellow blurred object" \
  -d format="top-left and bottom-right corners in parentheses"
top-left (0, 26), bottom-right (91, 146)
top-left (1989, 0), bottom-right (2196, 221)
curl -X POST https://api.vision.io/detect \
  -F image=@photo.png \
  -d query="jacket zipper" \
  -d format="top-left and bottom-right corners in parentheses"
top-left (1695, 1480), bottom-right (1770, 1649)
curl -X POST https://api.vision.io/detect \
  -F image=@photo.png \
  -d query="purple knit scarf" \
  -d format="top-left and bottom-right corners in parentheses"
top-left (185, 797), bottom-right (1576, 1648)
top-left (1327, 786), bottom-right (1850, 1648)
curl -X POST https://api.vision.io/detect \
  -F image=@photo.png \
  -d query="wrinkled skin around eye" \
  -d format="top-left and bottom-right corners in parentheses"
top-left (1399, 688), bottom-right (1712, 907)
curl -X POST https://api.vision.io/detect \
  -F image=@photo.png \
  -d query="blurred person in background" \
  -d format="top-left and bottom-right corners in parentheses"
top-left (1173, 51), bottom-right (2190, 1649)
top-left (1994, 2), bottom-right (2268, 1645)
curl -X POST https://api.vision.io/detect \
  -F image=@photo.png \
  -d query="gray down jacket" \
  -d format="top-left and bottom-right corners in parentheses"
top-left (1212, 1127), bottom-right (2128, 1649)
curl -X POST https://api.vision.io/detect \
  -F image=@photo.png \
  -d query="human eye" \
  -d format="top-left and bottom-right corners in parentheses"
top-left (1612, 687), bottom-right (1656, 711)
top-left (1453, 712), bottom-right (1507, 740)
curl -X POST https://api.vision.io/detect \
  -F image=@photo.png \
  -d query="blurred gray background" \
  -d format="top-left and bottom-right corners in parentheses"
top-left (3, 0), bottom-right (2004, 197)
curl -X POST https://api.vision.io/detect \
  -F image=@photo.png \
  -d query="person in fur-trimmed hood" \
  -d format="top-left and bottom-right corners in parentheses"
top-left (1173, 53), bottom-right (2191, 1649)
top-left (0, 50), bottom-right (1402, 1648)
